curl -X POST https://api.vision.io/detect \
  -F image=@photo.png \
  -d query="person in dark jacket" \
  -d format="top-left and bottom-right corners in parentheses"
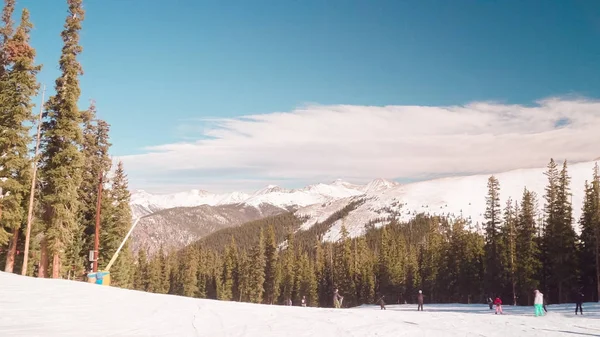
top-left (487, 297), bottom-right (493, 310)
top-left (333, 289), bottom-right (343, 308)
top-left (575, 291), bottom-right (584, 315)
top-left (417, 290), bottom-right (424, 311)
top-left (377, 295), bottom-right (386, 310)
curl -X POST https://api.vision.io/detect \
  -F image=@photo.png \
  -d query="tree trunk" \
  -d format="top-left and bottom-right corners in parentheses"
top-left (52, 253), bottom-right (60, 278)
top-left (512, 280), bottom-right (517, 306)
top-left (4, 228), bottom-right (19, 273)
top-left (38, 237), bottom-right (48, 278)
top-left (596, 239), bottom-right (600, 302)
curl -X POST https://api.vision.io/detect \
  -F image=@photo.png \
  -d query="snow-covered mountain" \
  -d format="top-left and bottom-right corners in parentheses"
top-left (298, 160), bottom-right (598, 242)
top-left (130, 179), bottom-right (367, 219)
top-left (130, 160), bottom-right (598, 254)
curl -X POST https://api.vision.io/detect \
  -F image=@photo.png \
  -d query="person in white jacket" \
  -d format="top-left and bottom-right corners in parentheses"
top-left (534, 289), bottom-right (545, 317)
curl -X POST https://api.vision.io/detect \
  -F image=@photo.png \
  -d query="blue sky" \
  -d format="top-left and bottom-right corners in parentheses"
top-left (15, 0), bottom-right (600, 193)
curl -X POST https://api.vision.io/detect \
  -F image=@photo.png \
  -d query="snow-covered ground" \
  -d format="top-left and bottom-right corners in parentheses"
top-left (1, 272), bottom-right (598, 337)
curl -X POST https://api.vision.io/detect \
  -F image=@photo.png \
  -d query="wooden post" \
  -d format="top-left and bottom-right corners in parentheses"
top-left (93, 171), bottom-right (103, 272)
top-left (22, 85), bottom-right (45, 276)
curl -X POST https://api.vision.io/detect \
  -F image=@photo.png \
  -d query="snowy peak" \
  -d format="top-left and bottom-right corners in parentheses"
top-left (362, 178), bottom-right (400, 193)
top-left (252, 184), bottom-right (289, 196)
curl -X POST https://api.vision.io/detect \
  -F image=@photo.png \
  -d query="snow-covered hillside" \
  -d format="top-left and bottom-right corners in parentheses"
top-left (1, 271), bottom-right (598, 337)
top-left (297, 160), bottom-right (598, 242)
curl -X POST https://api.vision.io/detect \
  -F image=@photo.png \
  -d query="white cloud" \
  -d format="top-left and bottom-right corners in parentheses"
top-left (118, 97), bottom-right (600, 193)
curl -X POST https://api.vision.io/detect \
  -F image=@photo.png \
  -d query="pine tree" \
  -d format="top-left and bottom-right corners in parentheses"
top-left (180, 247), bottom-right (199, 297)
top-left (78, 103), bottom-right (112, 274)
top-left (543, 160), bottom-right (578, 303)
top-left (279, 232), bottom-right (295, 304)
top-left (484, 176), bottom-right (503, 295)
top-left (146, 253), bottom-right (162, 293)
top-left (133, 247), bottom-right (149, 291)
top-left (501, 197), bottom-right (517, 305)
top-left (248, 228), bottom-right (265, 303)
top-left (334, 224), bottom-right (356, 306)
top-left (218, 237), bottom-right (236, 301)
top-left (0, 6), bottom-right (40, 273)
top-left (102, 161), bottom-right (134, 286)
top-left (579, 163), bottom-right (600, 302)
top-left (515, 188), bottom-right (541, 305)
top-left (263, 225), bottom-right (279, 304)
top-left (236, 250), bottom-right (250, 302)
top-left (355, 235), bottom-right (375, 304)
top-left (38, 0), bottom-right (85, 278)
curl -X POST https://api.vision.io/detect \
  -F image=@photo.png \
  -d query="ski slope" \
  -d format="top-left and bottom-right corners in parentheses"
top-left (1, 272), bottom-right (598, 337)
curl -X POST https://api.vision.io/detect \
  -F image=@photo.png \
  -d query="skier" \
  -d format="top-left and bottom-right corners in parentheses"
top-left (287, 298), bottom-right (293, 306)
top-left (534, 289), bottom-right (545, 317)
top-left (377, 295), bottom-right (386, 310)
top-left (333, 289), bottom-right (344, 308)
top-left (417, 290), bottom-right (424, 311)
top-left (301, 296), bottom-right (307, 307)
top-left (493, 296), bottom-right (503, 315)
top-left (487, 297), bottom-right (493, 310)
top-left (575, 291), bottom-right (584, 315)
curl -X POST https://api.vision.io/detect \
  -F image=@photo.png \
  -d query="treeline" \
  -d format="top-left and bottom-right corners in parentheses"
top-left (0, 0), bottom-right (134, 286)
top-left (133, 159), bottom-right (600, 307)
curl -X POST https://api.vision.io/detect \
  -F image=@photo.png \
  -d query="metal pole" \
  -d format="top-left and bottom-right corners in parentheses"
top-left (93, 171), bottom-right (103, 272)
top-left (105, 217), bottom-right (141, 271)
top-left (22, 85), bottom-right (45, 276)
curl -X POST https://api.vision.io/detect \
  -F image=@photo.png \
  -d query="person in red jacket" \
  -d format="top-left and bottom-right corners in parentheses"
top-left (494, 296), bottom-right (503, 315)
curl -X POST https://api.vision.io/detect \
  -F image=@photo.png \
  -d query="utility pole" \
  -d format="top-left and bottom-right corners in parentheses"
top-left (22, 85), bottom-right (45, 276)
top-left (93, 170), bottom-right (103, 272)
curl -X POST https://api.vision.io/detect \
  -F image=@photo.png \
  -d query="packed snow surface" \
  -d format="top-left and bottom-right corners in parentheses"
top-left (1, 272), bottom-right (598, 337)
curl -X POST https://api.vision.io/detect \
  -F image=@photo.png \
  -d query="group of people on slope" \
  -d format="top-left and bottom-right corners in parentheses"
top-left (489, 289), bottom-right (585, 317)
top-left (373, 290), bottom-right (426, 311)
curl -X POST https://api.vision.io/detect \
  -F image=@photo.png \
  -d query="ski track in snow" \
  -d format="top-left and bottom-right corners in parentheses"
top-left (1, 272), bottom-right (599, 337)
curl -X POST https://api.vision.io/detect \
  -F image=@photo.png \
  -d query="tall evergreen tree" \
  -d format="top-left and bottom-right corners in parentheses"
top-left (180, 247), bottom-right (199, 297)
top-left (543, 159), bottom-right (578, 303)
top-left (38, 0), bottom-right (85, 278)
top-left (263, 225), bottom-right (279, 304)
top-left (78, 103), bottom-right (112, 272)
top-left (0, 6), bottom-right (40, 273)
top-left (334, 225), bottom-right (356, 306)
top-left (133, 247), bottom-right (149, 291)
top-left (484, 176), bottom-right (503, 294)
top-left (248, 228), bottom-right (265, 303)
top-left (279, 232), bottom-right (295, 304)
top-left (218, 237), bottom-right (237, 301)
top-left (515, 188), bottom-right (541, 305)
top-left (103, 161), bottom-right (134, 288)
top-left (501, 198), bottom-right (517, 305)
top-left (579, 163), bottom-right (600, 302)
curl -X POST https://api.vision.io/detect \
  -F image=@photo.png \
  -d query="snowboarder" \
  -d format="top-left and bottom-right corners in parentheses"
top-left (493, 296), bottom-right (503, 315)
top-left (487, 297), bottom-right (493, 310)
top-left (301, 296), bottom-right (307, 307)
top-left (333, 289), bottom-right (343, 308)
top-left (534, 290), bottom-right (545, 317)
top-left (377, 295), bottom-right (386, 310)
top-left (575, 291), bottom-right (583, 315)
top-left (417, 290), bottom-right (424, 311)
